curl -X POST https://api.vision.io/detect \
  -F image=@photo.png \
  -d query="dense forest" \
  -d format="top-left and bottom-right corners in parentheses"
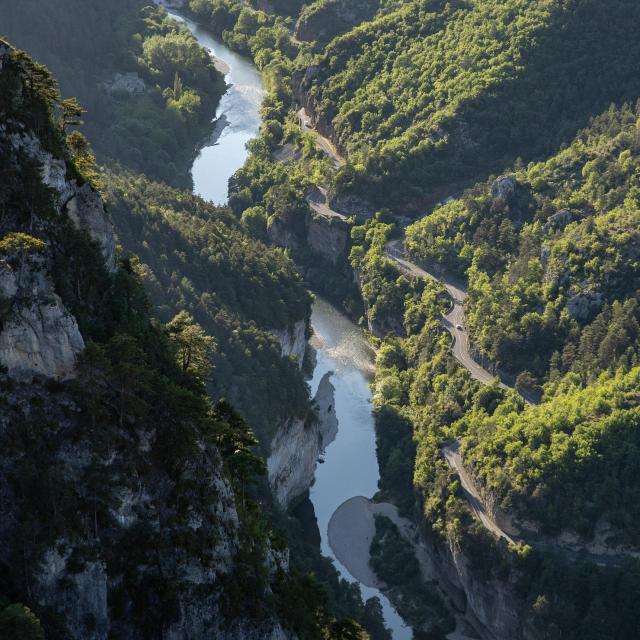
top-left (4, 0), bottom-right (640, 637)
top-left (103, 168), bottom-right (312, 446)
top-left (301, 0), bottom-right (640, 208)
top-left (0, 0), bottom-right (225, 186)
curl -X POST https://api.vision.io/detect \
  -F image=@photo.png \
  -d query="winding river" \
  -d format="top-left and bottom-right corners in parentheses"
top-left (170, 11), bottom-right (411, 638)
top-left (168, 11), bottom-right (264, 204)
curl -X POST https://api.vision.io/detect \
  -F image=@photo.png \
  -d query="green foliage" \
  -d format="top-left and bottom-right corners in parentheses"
top-left (0, 232), bottom-right (46, 255)
top-left (0, 0), bottom-right (225, 186)
top-left (302, 0), bottom-right (640, 206)
top-left (103, 168), bottom-right (311, 447)
top-left (407, 102), bottom-right (640, 381)
top-left (167, 310), bottom-right (216, 381)
top-left (459, 368), bottom-right (640, 541)
top-left (0, 601), bottom-right (44, 640)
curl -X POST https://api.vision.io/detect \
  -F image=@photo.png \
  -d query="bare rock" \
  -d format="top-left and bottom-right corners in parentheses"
top-left (65, 183), bottom-right (117, 270)
top-left (567, 291), bottom-right (603, 321)
top-left (0, 260), bottom-right (84, 380)
top-left (542, 209), bottom-right (572, 234)
top-left (491, 174), bottom-right (517, 202)
top-left (307, 215), bottom-right (349, 264)
top-left (267, 372), bottom-right (338, 507)
top-left (272, 319), bottom-right (308, 367)
top-left (102, 72), bottom-right (146, 96)
top-left (36, 548), bottom-right (109, 640)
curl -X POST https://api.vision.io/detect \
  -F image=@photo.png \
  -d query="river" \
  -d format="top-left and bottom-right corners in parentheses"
top-left (309, 298), bottom-right (412, 639)
top-left (169, 10), bottom-right (411, 638)
top-left (168, 11), bottom-right (264, 205)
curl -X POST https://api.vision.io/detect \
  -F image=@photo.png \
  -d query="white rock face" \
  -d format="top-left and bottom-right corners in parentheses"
top-left (272, 319), bottom-right (307, 367)
top-left (0, 261), bottom-right (84, 380)
top-left (6, 128), bottom-right (117, 270)
top-left (37, 547), bottom-right (109, 640)
top-left (7, 129), bottom-right (75, 206)
top-left (491, 174), bottom-right (517, 202)
top-left (66, 183), bottom-right (117, 269)
top-left (102, 72), bottom-right (146, 95)
top-left (268, 372), bottom-right (338, 507)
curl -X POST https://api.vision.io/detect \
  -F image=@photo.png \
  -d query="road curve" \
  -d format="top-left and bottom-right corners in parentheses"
top-left (442, 441), bottom-right (517, 543)
top-left (384, 240), bottom-right (640, 564)
top-left (384, 240), bottom-right (507, 389)
top-left (298, 107), bottom-right (345, 169)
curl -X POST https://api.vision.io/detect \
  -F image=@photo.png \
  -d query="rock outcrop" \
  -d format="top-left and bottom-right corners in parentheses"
top-left (567, 290), bottom-right (603, 320)
top-left (6, 127), bottom-right (117, 270)
top-left (272, 319), bottom-right (308, 367)
top-left (0, 259), bottom-right (84, 380)
top-left (542, 208), bottom-right (573, 234)
top-left (307, 214), bottom-right (349, 264)
top-left (268, 372), bottom-right (338, 507)
top-left (491, 174), bottom-right (518, 202)
top-left (65, 183), bottom-right (117, 268)
top-left (102, 71), bottom-right (146, 95)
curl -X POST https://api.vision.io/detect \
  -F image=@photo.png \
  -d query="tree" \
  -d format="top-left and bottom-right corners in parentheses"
top-left (166, 310), bottom-right (215, 381)
top-left (0, 602), bottom-right (45, 640)
top-left (60, 97), bottom-right (85, 131)
top-left (0, 232), bottom-right (46, 284)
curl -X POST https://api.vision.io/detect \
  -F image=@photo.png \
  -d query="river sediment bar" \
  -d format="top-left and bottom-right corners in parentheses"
top-left (328, 496), bottom-right (382, 589)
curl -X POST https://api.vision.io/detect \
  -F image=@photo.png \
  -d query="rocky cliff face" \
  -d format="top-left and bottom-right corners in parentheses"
top-left (268, 372), bottom-right (338, 507)
top-left (0, 370), bottom-right (299, 640)
top-left (0, 45), bottom-right (311, 639)
top-left (414, 530), bottom-right (543, 640)
top-left (0, 112), bottom-right (118, 381)
top-left (5, 126), bottom-right (117, 270)
top-left (0, 258), bottom-right (85, 380)
top-left (272, 318), bottom-right (308, 367)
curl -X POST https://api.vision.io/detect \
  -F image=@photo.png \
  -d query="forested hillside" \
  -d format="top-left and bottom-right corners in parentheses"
top-left (0, 43), bottom-right (363, 639)
top-left (0, 0), bottom-right (225, 186)
top-left (103, 168), bottom-right (312, 446)
top-left (407, 102), bottom-right (640, 382)
top-left (300, 0), bottom-right (640, 208)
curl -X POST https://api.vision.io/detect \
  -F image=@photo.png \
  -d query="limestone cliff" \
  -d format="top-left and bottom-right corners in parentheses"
top-left (0, 258), bottom-right (84, 380)
top-left (0, 44), bottom-right (319, 639)
top-left (272, 318), bottom-right (308, 367)
top-left (268, 371), bottom-right (338, 507)
top-left (5, 126), bottom-right (117, 270)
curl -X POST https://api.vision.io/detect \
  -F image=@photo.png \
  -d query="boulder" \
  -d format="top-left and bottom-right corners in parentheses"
top-left (542, 209), bottom-right (572, 234)
top-left (491, 174), bottom-right (517, 202)
top-left (567, 291), bottom-right (603, 321)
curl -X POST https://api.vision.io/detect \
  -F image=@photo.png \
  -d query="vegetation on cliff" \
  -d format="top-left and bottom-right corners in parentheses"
top-left (0, 42), bottom-right (379, 640)
top-left (0, 0), bottom-right (225, 187)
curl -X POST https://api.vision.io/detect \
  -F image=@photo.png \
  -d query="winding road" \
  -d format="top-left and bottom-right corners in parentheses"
top-left (298, 107), bottom-right (345, 169)
top-left (385, 239), bottom-right (510, 389)
top-left (291, 110), bottom-right (633, 564)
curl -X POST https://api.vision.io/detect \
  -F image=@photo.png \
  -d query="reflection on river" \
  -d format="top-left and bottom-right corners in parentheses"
top-left (167, 11), bottom-right (264, 204)
top-left (309, 297), bottom-right (412, 639)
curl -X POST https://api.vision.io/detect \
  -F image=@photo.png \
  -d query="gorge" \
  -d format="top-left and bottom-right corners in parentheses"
top-left (174, 14), bottom-right (412, 637)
